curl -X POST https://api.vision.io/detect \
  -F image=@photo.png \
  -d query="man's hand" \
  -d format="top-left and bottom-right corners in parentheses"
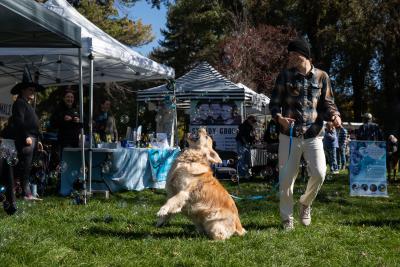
top-left (38, 142), bottom-right (43, 151)
top-left (277, 115), bottom-right (296, 130)
top-left (332, 115), bottom-right (342, 128)
top-left (26, 137), bottom-right (32, 145)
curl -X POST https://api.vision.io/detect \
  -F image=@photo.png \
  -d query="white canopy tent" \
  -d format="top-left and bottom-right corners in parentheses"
top-left (0, 0), bottom-right (87, 201)
top-left (0, 0), bottom-right (81, 116)
top-left (42, 0), bottom-right (175, 195)
top-left (0, 0), bottom-right (174, 197)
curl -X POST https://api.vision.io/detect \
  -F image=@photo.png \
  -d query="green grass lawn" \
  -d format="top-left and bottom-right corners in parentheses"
top-left (1, 172), bottom-right (399, 267)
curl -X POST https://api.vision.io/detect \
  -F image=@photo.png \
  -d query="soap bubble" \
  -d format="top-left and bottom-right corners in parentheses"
top-left (120, 115), bottom-right (130, 124)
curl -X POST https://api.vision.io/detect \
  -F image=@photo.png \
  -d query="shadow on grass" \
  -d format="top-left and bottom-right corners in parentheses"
top-left (341, 219), bottom-right (400, 229)
top-left (78, 224), bottom-right (202, 239)
top-left (243, 222), bottom-right (280, 231)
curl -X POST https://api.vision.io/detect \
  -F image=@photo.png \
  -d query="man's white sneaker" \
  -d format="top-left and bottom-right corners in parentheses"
top-left (282, 219), bottom-right (294, 231)
top-left (300, 204), bottom-right (311, 226)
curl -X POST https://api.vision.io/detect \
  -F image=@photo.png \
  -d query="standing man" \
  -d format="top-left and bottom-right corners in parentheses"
top-left (269, 38), bottom-right (341, 230)
top-left (356, 113), bottom-right (383, 141)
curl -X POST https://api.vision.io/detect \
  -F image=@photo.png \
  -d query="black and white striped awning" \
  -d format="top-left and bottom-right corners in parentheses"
top-left (137, 62), bottom-right (269, 110)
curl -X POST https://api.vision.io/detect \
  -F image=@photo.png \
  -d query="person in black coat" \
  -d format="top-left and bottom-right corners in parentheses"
top-left (50, 90), bottom-right (81, 151)
top-left (9, 82), bottom-right (43, 201)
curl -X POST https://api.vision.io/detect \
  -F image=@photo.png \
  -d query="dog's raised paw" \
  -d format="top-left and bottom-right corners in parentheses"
top-left (157, 206), bottom-right (169, 217)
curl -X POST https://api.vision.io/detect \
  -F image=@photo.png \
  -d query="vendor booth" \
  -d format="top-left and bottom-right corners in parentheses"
top-left (137, 62), bottom-right (270, 152)
top-left (0, 0), bottom-right (176, 197)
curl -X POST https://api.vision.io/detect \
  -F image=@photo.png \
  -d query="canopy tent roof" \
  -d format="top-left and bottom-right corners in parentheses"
top-left (0, 0), bottom-right (81, 48)
top-left (0, 0), bottom-right (83, 117)
top-left (137, 62), bottom-right (269, 110)
top-left (0, 0), bottom-right (174, 92)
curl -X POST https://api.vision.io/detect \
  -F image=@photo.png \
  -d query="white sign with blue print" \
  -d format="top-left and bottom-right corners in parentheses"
top-left (349, 141), bottom-right (388, 197)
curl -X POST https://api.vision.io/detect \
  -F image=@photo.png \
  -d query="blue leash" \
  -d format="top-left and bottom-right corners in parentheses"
top-left (229, 122), bottom-right (294, 201)
top-left (288, 122), bottom-right (294, 160)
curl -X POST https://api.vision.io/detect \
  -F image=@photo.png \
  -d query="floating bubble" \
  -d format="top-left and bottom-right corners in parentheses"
top-left (58, 161), bottom-right (68, 173)
top-left (71, 170), bottom-right (79, 177)
top-left (118, 201), bottom-right (127, 208)
top-left (49, 171), bottom-right (58, 180)
top-left (120, 115), bottom-right (130, 124)
top-left (6, 156), bottom-right (18, 167)
top-left (101, 164), bottom-right (110, 174)
top-left (80, 166), bottom-right (88, 174)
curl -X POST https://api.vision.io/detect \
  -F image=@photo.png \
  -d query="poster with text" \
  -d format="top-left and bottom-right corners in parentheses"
top-left (190, 100), bottom-right (242, 125)
top-left (349, 141), bottom-right (388, 197)
top-left (189, 125), bottom-right (238, 152)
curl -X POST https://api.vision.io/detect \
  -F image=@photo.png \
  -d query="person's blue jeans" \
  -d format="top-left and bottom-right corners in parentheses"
top-left (337, 147), bottom-right (346, 169)
top-left (236, 142), bottom-right (251, 178)
top-left (326, 147), bottom-right (338, 172)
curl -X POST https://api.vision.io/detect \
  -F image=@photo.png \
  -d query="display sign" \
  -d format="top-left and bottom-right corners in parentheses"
top-left (190, 100), bottom-right (241, 125)
top-left (189, 125), bottom-right (238, 152)
top-left (349, 141), bottom-right (388, 197)
top-left (0, 102), bottom-right (12, 117)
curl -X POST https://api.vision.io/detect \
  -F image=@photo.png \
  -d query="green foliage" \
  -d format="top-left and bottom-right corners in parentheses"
top-left (74, 0), bottom-right (154, 46)
top-left (0, 174), bottom-right (399, 265)
top-left (151, 0), bottom-right (234, 76)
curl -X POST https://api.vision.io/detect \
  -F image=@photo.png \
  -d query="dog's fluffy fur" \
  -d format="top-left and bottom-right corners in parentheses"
top-left (156, 128), bottom-right (245, 240)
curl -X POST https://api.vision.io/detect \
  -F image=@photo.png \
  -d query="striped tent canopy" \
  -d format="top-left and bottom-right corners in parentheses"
top-left (137, 62), bottom-right (269, 111)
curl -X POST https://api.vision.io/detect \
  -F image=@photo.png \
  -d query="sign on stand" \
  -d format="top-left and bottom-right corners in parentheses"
top-left (189, 125), bottom-right (238, 152)
top-left (189, 100), bottom-right (242, 152)
top-left (349, 141), bottom-right (388, 197)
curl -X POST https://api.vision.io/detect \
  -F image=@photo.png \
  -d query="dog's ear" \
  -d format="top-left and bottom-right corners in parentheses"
top-left (206, 149), bottom-right (222, 164)
top-left (188, 162), bottom-right (210, 175)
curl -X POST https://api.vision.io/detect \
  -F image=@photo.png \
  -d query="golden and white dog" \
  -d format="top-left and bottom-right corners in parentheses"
top-left (156, 128), bottom-right (245, 240)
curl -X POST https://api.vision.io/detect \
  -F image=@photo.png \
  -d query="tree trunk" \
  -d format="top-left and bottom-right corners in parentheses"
top-left (351, 58), bottom-right (369, 122)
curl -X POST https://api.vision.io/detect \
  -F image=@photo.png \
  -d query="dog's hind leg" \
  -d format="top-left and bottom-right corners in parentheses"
top-left (156, 191), bottom-right (190, 225)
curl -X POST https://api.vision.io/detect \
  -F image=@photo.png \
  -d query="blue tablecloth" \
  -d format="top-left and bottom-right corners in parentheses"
top-left (60, 147), bottom-right (180, 196)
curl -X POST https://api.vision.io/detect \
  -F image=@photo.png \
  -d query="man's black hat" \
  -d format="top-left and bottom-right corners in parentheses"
top-left (288, 38), bottom-right (311, 59)
top-left (10, 66), bottom-right (45, 95)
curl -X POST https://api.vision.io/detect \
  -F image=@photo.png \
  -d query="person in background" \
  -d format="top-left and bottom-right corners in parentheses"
top-left (356, 113), bottom-right (383, 141)
top-left (94, 99), bottom-right (118, 142)
top-left (235, 115), bottom-right (257, 179)
top-left (50, 90), bottom-right (81, 153)
top-left (269, 38), bottom-right (341, 230)
top-left (9, 81), bottom-right (43, 201)
top-left (324, 122), bottom-right (339, 174)
top-left (386, 134), bottom-right (399, 181)
top-left (336, 125), bottom-right (348, 170)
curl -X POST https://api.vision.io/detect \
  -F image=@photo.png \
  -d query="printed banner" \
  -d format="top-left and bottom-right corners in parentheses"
top-left (0, 102), bottom-right (12, 117)
top-left (148, 148), bottom-right (180, 182)
top-left (189, 125), bottom-right (238, 152)
top-left (190, 100), bottom-right (242, 125)
top-left (349, 141), bottom-right (388, 197)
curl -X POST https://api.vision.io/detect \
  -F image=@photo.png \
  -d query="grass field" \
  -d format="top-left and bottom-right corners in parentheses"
top-left (1, 172), bottom-right (399, 266)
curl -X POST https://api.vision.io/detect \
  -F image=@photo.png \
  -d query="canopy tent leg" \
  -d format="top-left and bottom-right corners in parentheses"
top-left (78, 48), bottom-right (87, 205)
top-left (88, 54), bottom-right (94, 195)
